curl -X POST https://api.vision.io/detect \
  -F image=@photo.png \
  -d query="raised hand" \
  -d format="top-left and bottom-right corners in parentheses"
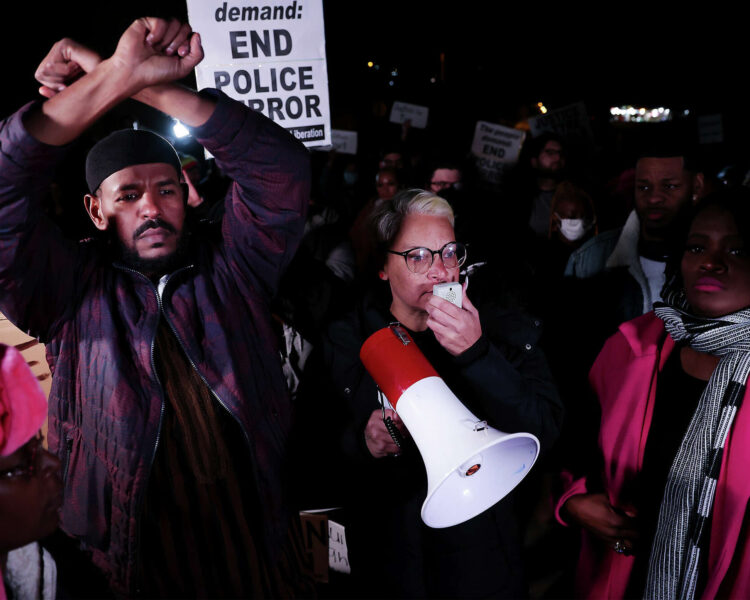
top-left (35, 38), bottom-right (102, 98)
top-left (182, 168), bottom-right (204, 208)
top-left (425, 281), bottom-right (482, 356)
top-left (25, 17), bottom-right (212, 146)
top-left (109, 17), bottom-right (203, 92)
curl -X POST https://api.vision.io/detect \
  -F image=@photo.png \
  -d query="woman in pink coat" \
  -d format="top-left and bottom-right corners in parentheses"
top-left (556, 188), bottom-right (750, 599)
top-left (0, 344), bottom-right (63, 600)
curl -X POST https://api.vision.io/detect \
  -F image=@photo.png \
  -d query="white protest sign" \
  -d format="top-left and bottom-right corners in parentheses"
top-left (329, 129), bottom-right (358, 154)
top-left (528, 101), bottom-right (592, 141)
top-left (310, 129), bottom-right (358, 154)
top-left (328, 519), bottom-right (350, 574)
top-left (470, 121), bottom-right (526, 185)
top-left (698, 114), bottom-right (723, 144)
top-left (389, 101), bottom-right (429, 129)
top-left (186, 0), bottom-right (331, 147)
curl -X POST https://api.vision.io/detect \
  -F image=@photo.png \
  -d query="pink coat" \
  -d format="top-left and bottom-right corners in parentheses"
top-left (555, 311), bottom-right (750, 598)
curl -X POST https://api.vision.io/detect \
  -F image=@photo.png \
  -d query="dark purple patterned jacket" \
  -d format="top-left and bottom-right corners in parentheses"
top-left (0, 90), bottom-right (310, 595)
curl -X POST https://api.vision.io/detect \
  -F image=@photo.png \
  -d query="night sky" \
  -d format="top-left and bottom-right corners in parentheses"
top-left (4, 2), bottom-right (747, 159)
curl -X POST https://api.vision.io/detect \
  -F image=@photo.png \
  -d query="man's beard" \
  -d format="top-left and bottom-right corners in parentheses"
top-left (640, 199), bottom-right (695, 249)
top-left (111, 219), bottom-right (191, 277)
top-left (535, 165), bottom-right (565, 181)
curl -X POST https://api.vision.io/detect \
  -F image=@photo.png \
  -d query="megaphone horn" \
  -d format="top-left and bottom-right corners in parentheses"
top-left (360, 324), bottom-right (539, 528)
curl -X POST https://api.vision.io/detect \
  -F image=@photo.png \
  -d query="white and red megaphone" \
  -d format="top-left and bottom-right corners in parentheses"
top-left (360, 324), bottom-right (539, 528)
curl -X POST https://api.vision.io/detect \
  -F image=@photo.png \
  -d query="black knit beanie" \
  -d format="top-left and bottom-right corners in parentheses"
top-left (85, 129), bottom-right (182, 193)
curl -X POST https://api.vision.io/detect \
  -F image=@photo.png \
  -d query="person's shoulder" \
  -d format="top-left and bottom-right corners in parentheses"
top-left (570, 227), bottom-right (623, 259)
top-left (594, 312), bottom-right (666, 367)
top-left (565, 227), bottom-right (623, 278)
top-left (325, 306), bottom-right (361, 346)
top-left (324, 289), bottom-right (388, 348)
top-left (478, 299), bottom-right (544, 349)
top-left (616, 311), bottom-right (667, 354)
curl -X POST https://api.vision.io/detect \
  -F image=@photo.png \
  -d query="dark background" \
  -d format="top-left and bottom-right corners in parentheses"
top-left (4, 2), bottom-right (747, 180)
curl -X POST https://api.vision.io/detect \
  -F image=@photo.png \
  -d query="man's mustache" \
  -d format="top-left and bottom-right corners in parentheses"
top-left (133, 219), bottom-right (177, 240)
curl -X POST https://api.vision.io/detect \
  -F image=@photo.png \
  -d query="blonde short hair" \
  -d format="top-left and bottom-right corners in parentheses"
top-left (373, 189), bottom-right (454, 240)
top-left (371, 188), bottom-right (455, 268)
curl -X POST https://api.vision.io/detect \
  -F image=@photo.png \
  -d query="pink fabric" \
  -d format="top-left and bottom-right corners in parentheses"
top-left (0, 344), bottom-right (47, 456)
top-left (556, 311), bottom-right (750, 599)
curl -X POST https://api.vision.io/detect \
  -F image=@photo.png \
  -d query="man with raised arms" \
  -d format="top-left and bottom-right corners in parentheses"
top-left (0, 17), bottom-right (312, 597)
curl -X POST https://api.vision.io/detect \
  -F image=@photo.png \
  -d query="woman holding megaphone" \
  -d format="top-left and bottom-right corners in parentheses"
top-left (318, 189), bottom-right (562, 598)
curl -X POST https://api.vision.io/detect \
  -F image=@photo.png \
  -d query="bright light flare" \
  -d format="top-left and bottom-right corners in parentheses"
top-left (173, 120), bottom-right (190, 139)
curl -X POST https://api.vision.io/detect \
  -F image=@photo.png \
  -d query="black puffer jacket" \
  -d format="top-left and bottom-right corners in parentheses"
top-left (317, 287), bottom-right (563, 599)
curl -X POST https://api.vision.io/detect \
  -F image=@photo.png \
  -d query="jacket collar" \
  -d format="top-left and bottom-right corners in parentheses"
top-left (618, 311), bottom-right (673, 361)
top-left (605, 210), bottom-right (641, 270)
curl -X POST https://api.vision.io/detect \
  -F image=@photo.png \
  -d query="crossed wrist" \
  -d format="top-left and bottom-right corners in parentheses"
top-left (97, 57), bottom-right (145, 97)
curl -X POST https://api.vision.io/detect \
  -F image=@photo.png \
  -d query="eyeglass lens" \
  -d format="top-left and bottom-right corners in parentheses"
top-left (406, 243), bottom-right (464, 273)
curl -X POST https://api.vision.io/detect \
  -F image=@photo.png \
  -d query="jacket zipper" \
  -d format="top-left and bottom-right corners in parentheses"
top-left (114, 264), bottom-right (176, 596)
top-left (61, 437), bottom-right (73, 483)
top-left (116, 263), bottom-right (255, 596)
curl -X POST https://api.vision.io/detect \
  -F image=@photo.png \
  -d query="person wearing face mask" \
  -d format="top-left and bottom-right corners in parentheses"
top-left (547, 146), bottom-right (707, 493)
top-left (564, 145), bottom-right (705, 332)
top-left (557, 216), bottom-right (589, 243)
top-left (0, 344), bottom-right (63, 600)
top-left (511, 181), bottom-right (598, 323)
top-left (548, 181), bottom-right (598, 275)
top-left (556, 187), bottom-right (750, 599)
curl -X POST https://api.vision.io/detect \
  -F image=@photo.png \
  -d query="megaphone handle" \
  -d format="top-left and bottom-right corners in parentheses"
top-left (384, 416), bottom-right (403, 450)
top-left (378, 389), bottom-right (404, 450)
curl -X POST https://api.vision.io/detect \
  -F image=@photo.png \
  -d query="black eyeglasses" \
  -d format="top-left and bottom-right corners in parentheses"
top-left (0, 432), bottom-right (43, 481)
top-left (388, 241), bottom-right (467, 274)
top-left (430, 181), bottom-right (461, 191)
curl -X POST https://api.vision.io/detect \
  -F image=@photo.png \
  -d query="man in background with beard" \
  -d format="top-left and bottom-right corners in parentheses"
top-left (0, 16), bottom-right (312, 598)
top-left (544, 145), bottom-right (706, 515)
top-left (521, 132), bottom-right (567, 237)
top-left (564, 146), bottom-right (705, 327)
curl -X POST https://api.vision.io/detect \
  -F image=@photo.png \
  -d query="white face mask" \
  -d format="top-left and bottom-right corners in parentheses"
top-left (558, 217), bottom-right (587, 241)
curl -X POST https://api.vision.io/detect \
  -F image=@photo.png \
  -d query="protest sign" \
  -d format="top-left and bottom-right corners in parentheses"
top-left (528, 101), bottom-right (592, 141)
top-left (470, 121), bottom-right (526, 185)
top-left (698, 114), bottom-right (723, 144)
top-left (328, 519), bottom-right (350, 574)
top-left (186, 0), bottom-right (331, 147)
top-left (299, 512), bottom-right (329, 583)
top-left (313, 129), bottom-right (358, 155)
top-left (298, 512), bottom-right (351, 578)
top-left (389, 101), bottom-right (429, 129)
top-left (310, 129), bottom-right (358, 154)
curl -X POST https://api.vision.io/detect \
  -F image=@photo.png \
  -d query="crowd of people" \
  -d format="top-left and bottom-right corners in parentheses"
top-left (2, 14), bottom-right (750, 600)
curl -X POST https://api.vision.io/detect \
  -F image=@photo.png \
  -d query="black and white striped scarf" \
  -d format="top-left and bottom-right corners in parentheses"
top-left (646, 290), bottom-right (750, 599)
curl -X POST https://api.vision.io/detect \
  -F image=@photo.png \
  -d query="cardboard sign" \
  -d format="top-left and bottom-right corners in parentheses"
top-left (528, 102), bottom-right (592, 141)
top-left (186, 0), bottom-right (331, 147)
top-left (299, 512), bottom-right (329, 583)
top-left (328, 519), bottom-right (350, 575)
top-left (470, 121), bottom-right (526, 185)
top-left (389, 101), bottom-right (429, 129)
top-left (329, 129), bottom-right (358, 155)
top-left (299, 512), bottom-right (351, 577)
